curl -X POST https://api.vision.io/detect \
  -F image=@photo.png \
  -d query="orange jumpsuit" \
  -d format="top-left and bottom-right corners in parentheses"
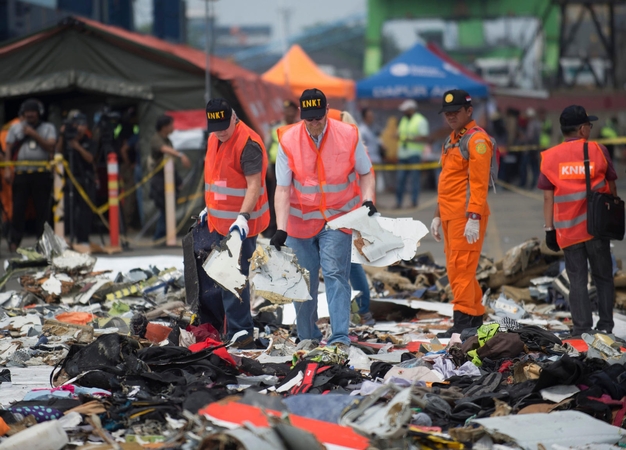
top-left (438, 120), bottom-right (493, 316)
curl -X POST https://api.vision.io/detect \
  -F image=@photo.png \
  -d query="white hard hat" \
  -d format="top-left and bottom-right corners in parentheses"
top-left (526, 107), bottom-right (536, 118)
top-left (399, 99), bottom-right (418, 112)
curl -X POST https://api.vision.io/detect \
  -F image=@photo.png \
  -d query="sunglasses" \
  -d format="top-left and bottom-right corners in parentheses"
top-left (305, 115), bottom-right (325, 122)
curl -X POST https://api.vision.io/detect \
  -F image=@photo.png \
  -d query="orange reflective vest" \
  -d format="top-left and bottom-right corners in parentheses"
top-left (540, 139), bottom-right (611, 248)
top-left (205, 121), bottom-right (269, 237)
top-left (278, 119), bottom-right (361, 238)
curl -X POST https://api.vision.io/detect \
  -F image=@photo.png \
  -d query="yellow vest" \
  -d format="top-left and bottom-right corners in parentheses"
top-left (267, 121), bottom-right (285, 164)
top-left (398, 113), bottom-right (426, 158)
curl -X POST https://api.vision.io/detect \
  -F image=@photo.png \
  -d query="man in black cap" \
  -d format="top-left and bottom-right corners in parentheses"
top-left (191, 98), bottom-right (269, 348)
top-left (539, 105), bottom-right (618, 336)
top-left (4, 98), bottom-right (57, 251)
top-left (432, 89), bottom-right (497, 337)
top-left (270, 88), bottom-right (376, 353)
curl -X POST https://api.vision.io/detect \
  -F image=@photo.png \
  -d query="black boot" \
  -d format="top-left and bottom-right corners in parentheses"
top-left (440, 310), bottom-right (474, 338)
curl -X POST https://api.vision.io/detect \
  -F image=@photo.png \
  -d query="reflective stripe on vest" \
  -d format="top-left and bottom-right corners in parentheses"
top-left (209, 201), bottom-right (269, 220)
top-left (292, 171), bottom-right (357, 194)
top-left (554, 212), bottom-right (587, 229)
top-left (205, 183), bottom-right (266, 196)
top-left (553, 179), bottom-right (606, 203)
top-left (289, 195), bottom-right (360, 220)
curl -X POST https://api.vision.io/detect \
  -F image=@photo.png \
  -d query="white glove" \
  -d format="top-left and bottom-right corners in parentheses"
top-left (198, 207), bottom-right (207, 225)
top-left (430, 217), bottom-right (442, 242)
top-left (464, 218), bottom-right (480, 244)
top-left (229, 214), bottom-right (249, 240)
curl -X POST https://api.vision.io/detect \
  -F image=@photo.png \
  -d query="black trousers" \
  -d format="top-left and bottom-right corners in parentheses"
top-left (563, 238), bottom-right (615, 335)
top-left (64, 176), bottom-right (95, 243)
top-left (10, 171), bottom-right (53, 246)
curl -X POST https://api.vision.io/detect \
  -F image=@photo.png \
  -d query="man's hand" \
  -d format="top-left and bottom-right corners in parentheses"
top-left (545, 229), bottom-right (560, 252)
top-left (464, 218), bottom-right (480, 244)
top-left (180, 153), bottom-right (191, 169)
top-left (362, 200), bottom-right (378, 216)
top-left (229, 214), bottom-right (249, 240)
top-left (430, 217), bottom-right (442, 242)
top-left (270, 230), bottom-right (288, 251)
top-left (69, 139), bottom-right (81, 151)
top-left (22, 125), bottom-right (36, 138)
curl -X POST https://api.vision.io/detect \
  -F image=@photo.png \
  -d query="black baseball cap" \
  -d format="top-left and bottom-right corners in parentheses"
top-left (439, 89), bottom-right (472, 113)
top-left (559, 105), bottom-right (598, 127)
top-left (299, 88), bottom-right (327, 119)
top-left (283, 100), bottom-right (297, 109)
top-left (206, 98), bottom-right (233, 132)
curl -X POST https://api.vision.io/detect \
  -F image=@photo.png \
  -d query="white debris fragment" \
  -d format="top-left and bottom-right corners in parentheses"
top-left (52, 250), bottom-right (97, 273)
top-left (327, 206), bottom-right (429, 266)
top-left (75, 278), bottom-right (111, 305)
top-left (250, 245), bottom-right (311, 305)
top-left (42, 274), bottom-right (62, 296)
top-left (203, 231), bottom-right (246, 299)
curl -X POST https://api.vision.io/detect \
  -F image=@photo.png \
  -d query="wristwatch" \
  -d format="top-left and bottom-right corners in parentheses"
top-left (239, 212), bottom-right (251, 221)
top-left (467, 212), bottom-right (481, 220)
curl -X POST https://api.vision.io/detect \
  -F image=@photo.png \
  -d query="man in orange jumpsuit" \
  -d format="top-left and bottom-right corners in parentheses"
top-left (430, 89), bottom-right (494, 337)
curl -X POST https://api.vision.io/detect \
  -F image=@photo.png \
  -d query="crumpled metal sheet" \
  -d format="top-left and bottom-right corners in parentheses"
top-left (203, 232), bottom-right (246, 300)
top-left (327, 207), bottom-right (428, 266)
top-left (341, 385), bottom-right (413, 439)
top-left (250, 245), bottom-right (311, 305)
top-left (472, 411), bottom-right (625, 449)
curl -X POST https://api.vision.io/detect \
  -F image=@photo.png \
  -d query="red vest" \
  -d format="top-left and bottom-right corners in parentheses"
top-left (278, 119), bottom-right (361, 238)
top-left (205, 121), bottom-right (269, 236)
top-left (541, 139), bottom-right (611, 248)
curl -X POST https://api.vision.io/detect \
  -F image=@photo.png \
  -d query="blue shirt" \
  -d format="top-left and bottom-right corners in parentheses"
top-left (276, 121), bottom-right (372, 186)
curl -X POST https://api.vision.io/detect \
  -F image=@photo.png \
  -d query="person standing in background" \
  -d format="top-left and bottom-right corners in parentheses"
top-left (395, 99), bottom-right (429, 208)
top-left (149, 115), bottom-right (191, 242)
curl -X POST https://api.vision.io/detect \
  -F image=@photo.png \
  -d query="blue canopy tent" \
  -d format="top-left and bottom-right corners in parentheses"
top-left (357, 43), bottom-right (489, 99)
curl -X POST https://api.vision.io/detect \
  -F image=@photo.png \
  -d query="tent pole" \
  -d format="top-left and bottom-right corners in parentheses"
top-left (204, 0), bottom-right (212, 103)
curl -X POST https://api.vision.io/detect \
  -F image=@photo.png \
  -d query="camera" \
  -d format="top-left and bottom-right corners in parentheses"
top-left (95, 108), bottom-right (121, 154)
top-left (62, 117), bottom-right (79, 141)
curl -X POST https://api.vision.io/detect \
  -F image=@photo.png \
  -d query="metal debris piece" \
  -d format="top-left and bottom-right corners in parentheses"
top-left (203, 231), bottom-right (246, 300)
top-left (327, 206), bottom-right (428, 266)
top-left (250, 245), bottom-right (311, 305)
top-left (52, 250), bottom-right (97, 273)
top-left (472, 411), bottom-right (625, 449)
top-left (38, 222), bottom-right (69, 260)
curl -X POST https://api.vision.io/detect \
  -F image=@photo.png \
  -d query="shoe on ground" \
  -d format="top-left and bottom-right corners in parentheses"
top-left (360, 312), bottom-right (376, 326)
top-left (229, 335), bottom-right (255, 349)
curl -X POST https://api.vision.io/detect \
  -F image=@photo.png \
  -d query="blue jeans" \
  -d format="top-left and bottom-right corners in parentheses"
top-left (287, 227), bottom-right (352, 345)
top-left (196, 226), bottom-right (256, 340)
top-left (350, 263), bottom-right (370, 314)
top-left (563, 238), bottom-right (615, 335)
top-left (396, 154), bottom-right (422, 207)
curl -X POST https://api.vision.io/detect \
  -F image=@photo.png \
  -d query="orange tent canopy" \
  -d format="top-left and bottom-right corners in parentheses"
top-left (262, 45), bottom-right (355, 100)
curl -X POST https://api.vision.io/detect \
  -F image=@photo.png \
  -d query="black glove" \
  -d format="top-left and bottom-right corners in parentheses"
top-left (545, 229), bottom-right (560, 252)
top-left (362, 200), bottom-right (378, 216)
top-left (270, 230), bottom-right (288, 251)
